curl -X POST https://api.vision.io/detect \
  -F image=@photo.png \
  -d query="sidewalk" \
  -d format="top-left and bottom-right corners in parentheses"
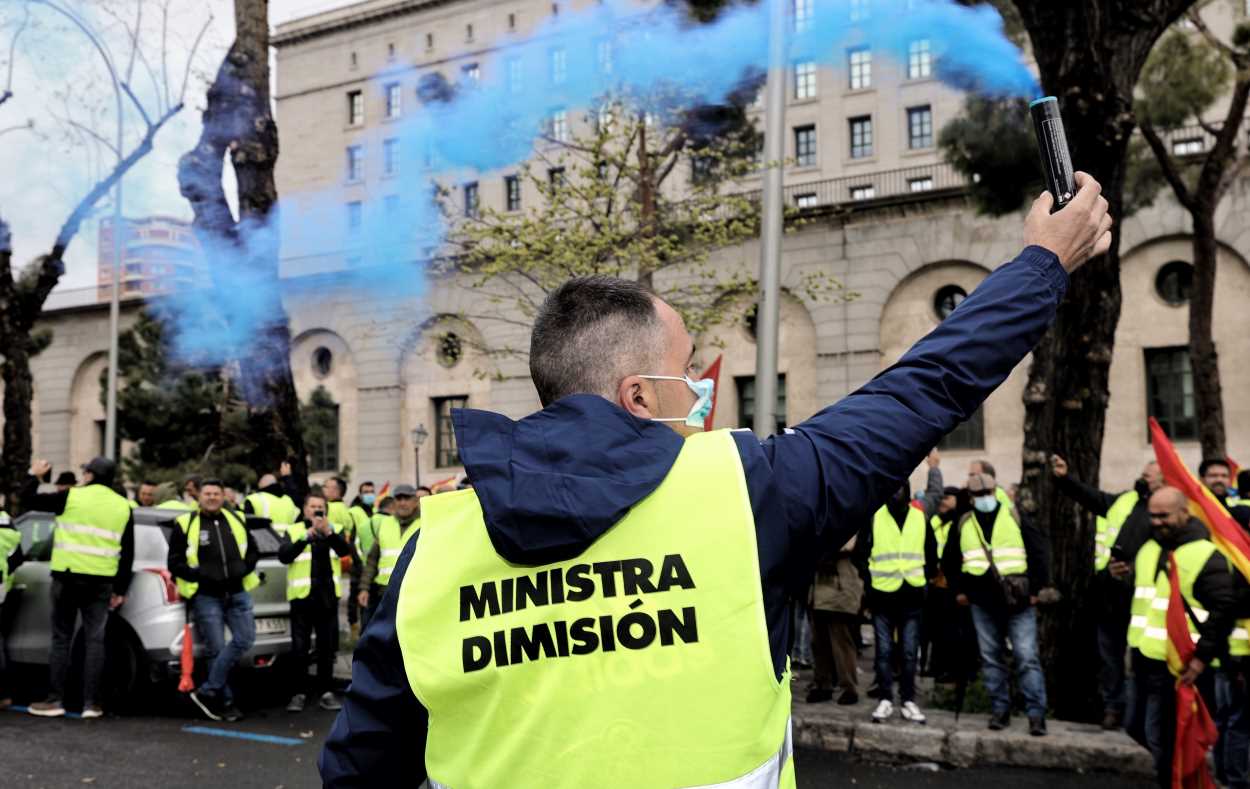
top-left (792, 694), bottom-right (1152, 776)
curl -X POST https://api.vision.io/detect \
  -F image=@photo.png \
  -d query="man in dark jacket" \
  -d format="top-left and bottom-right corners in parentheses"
top-left (168, 479), bottom-right (259, 722)
top-left (320, 176), bottom-right (1113, 785)
top-left (1200, 458), bottom-right (1250, 529)
top-left (1051, 455), bottom-right (1161, 730)
top-left (0, 509), bottom-right (24, 709)
top-left (943, 472), bottom-right (1051, 735)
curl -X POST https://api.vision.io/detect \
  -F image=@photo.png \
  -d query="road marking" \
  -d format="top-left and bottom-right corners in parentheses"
top-left (6, 705), bottom-right (83, 719)
top-left (182, 725), bottom-right (306, 746)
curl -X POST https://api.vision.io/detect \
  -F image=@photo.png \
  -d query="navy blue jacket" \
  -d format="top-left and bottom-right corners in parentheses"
top-left (319, 246), bottom-right (1068, 786)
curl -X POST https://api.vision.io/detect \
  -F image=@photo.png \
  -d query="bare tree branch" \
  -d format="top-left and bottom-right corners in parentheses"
top-left (2, 4), bottom-right (31, 107)
top-left (1139, 119), bottom-right (1195, 211)
top-left (1187, 7), bottom-right (1238, 62)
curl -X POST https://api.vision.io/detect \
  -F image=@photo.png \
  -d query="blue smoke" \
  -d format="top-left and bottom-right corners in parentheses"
top-left (167, 0), bottom-right (1036, 367)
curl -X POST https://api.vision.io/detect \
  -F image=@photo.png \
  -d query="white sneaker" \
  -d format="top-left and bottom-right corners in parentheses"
top-left (871, 699), bottom-right (894, 723)
top-left (900, 700), bottom-right (926, 724)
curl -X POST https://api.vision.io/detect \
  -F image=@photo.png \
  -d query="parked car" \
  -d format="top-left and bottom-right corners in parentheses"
top-left (6, 506), bottom-right (294, 710)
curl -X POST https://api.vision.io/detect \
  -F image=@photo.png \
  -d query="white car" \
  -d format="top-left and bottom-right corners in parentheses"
top-left (6, 507), bottom-right (295, 711)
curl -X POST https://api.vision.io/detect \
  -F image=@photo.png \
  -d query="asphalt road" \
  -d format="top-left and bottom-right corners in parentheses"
top-left (0, 704), bottom-right (1153, 789)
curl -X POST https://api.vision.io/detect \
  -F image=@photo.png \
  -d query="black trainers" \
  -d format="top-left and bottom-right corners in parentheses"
top-left (805, 688), bottom-right (833, 704)
top-left (221, 703), bottom-right (244, 723)
top-left (1029, 715), bottom-right (1047, 737)
top-left (189, 690), bottom-right (223, 722)
top-left (987, 710), bottom-right (1010, 731)
top-left (837, 690), bottom-right (860, 706)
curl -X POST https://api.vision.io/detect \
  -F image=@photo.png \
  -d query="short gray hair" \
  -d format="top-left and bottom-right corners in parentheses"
top-left (530, 277), bottom-right (667, 407)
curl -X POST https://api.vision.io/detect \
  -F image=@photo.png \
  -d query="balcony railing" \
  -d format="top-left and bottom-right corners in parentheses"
top-left (735, 161), bottom-right (970, 214)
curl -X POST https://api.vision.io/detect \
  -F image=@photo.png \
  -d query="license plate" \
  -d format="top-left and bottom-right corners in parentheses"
top-left (255, 617), bottom-right (288, 635)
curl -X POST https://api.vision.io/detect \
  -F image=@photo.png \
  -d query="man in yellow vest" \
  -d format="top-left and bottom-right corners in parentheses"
top-left (135, 480), bottom-right (159, 508)
top-left (278, 488), bottom-right (351, 714)
top-left (357, 484), bottom-right (425, 625)
top-left (242, 473), bottom-right (300, 527)
top-left (1201, 458), bottom-right (1250, 529)
top-left (1050, 454), bottom-right (1160, 730)
top-left (0, 509), bottom-right (25, 709)
top-left (943, 472), bottom-right (1050, 735)
top-left (158, 474), bottom-right (201, 510)
top-left (320, 178), bottom-right (1113, 786)
top-left (23, 457), bottom-right (134, 719)
top-left (167, 479), bottom-right (259, 722)
top-left (853, 485), bottom-right (937, 723)
top-left (1114, 487), bottom-right (1240, 787)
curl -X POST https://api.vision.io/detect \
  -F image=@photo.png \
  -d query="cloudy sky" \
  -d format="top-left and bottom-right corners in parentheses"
top-left (0, 0), bottom-right (355, 294)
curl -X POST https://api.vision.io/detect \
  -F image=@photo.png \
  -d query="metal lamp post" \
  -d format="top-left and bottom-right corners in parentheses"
top-left (410, 424), bottom-right (429, 486)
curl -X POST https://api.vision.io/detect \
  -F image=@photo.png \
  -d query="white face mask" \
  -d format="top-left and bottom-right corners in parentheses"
top-left (973, 494), bottom-right (998, 513)
top-left (639, 375), bottom-right (715, 429)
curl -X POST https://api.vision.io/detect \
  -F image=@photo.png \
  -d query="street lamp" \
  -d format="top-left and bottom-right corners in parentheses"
top-left (411, 424), bottom-right (429, 486)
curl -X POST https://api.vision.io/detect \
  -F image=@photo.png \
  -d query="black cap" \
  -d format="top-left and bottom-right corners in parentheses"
top-left (54, 471), bottom-right (78, 486)
top-left (393, 484), bottom-right (418, 497)
top-left (82, 457), bottom-right (117, 486)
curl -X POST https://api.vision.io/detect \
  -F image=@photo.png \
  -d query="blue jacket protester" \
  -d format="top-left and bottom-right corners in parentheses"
top-left (319, 245), bottom-right (1068, 786)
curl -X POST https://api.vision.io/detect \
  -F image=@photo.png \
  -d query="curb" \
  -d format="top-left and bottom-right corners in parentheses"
top-left (792, 700), bottom-right (1153, 777)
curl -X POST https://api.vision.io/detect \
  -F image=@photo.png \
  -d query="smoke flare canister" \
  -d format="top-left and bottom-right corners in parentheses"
top-left (1029, 96), bottom-right (1076, 211)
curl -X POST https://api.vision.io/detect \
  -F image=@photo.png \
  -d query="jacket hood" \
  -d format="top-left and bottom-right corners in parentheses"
top-left (452, 394), bottom-right (686, 565)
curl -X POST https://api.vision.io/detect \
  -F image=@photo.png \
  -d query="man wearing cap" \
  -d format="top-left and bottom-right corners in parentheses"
top-left (53, 471), bottom-right (77, 493)
top-left (944, 471), bottom-right (1051, 735)
top-left (23, 457), bottom-right (134, 719)
top-left (321, 175), bottom-right (1113, 784)
top-left (357, 485), bottom-right (425, 625)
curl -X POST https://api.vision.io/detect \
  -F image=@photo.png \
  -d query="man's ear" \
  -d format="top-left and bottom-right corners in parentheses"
top-left (617, 375), bottom-right (655, 420)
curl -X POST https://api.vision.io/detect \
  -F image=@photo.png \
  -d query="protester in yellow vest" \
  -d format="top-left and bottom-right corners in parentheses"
top-left (167, 479), bottom-right (259, 723)
top-left (134, 480), bottom-right (159, 508)
top-left (23, 457), bottom-right (134, 720)
top-left (1050, 454), bottom-right (1160, 731)
top-left (242, 474), bottom-right (300, 530)
top-left (346, 481), bottom-right (377, 640)
top-left (277, 488), bottom-right (351, 714)
top-left (0, 510), bottom-right (25, 710)
top-left (1114, 487), bottom-right (1242, 787)
top-left (1200, 458), bottom-right (1250, 529)
top-left (943, 471), bottom-right (1050, 736)
top-left (853, 485), bottom-right (936, 724)
top-left (320, 189), bottom-right (1115, 784)
top-left (357, 485), bottom-right (425, 627)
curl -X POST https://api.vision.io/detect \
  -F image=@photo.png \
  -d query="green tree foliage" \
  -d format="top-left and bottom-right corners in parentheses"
top-left (1139, 31), bottom-right (1231, 130)
top-left (301, 386), bottom-right (341, 474)
top-left (939, 97), bottom-right (1040, 215)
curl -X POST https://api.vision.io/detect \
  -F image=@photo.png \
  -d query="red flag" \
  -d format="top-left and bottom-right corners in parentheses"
top-left (178, 623), bottom-right (195, 693)
top-left (1150, 418), bottom-right (1250, 582)
top-left (697, 355), bottom-right (723, 432)
top-left (1228, 456), bottom-right (1242, 482)
top-left (1166, 561), bottom-right (1218, 788)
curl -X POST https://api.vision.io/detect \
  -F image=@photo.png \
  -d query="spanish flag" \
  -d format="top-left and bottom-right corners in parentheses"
top-left (1228, 456), bottom-right (1242, 482)
top-left (1149, 418), bottom-right (1250, 582)
top-left (375, 481), bottom-right (392, 501)
top-left (1166, 559), bottom-right (1219, 789)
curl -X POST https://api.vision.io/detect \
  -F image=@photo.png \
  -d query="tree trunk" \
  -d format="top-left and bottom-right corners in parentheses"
top-left (0, 341), bottom-right (35, 508)
top-left (1012, 0), bottom-right (1194, 722)
top-left (178, 0), bottom-right (309, 497)
top-left (637, 116), bottom-right (656, 290)
top-left (1189, 208), bottom-right (1224, 458)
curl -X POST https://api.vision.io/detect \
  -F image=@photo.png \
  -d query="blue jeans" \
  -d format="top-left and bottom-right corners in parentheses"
top-left (191, 591), bottom-right (255, 703)
top-left (872, 604), bottom-right (921, 703)
top-left (1217, 669), bottom-right (1250, 789)
top-left (969, 604), bottom-right (1047, 718)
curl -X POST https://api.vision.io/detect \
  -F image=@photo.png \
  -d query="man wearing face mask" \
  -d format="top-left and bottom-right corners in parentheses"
top-left (321, 175), bottom-right (1114, 786)
top-left (943, 472), bottom-right (1051, 736)
top-left (1050, 455), bottom-right (1161, 731)
top-left (347, 481), bottom-right (377, 639)
top-left (1117, 487), bottom-right (1242, 787)
top-left (357, 485), bottom-right (426, 627)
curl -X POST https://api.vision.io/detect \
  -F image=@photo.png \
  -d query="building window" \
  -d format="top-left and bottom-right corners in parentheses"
top-left (848, 47), bottom-right (872, 90)
top-left (384, 195), bottom-right (400, 216)
top-left (933, 284), bottom-right (967, 320)
top-left (385, 83), bottom-right (402, 118)
top-left (907, 105), bottom-right (933, 149)
top-left (850, 184), bottom-right (875, 201)
top-left (437, 333), bottom-right (463, 368)
top-left (312, 346), bottom-right (334, 378)
top-left (795, 192), bottom-right (818, 209)
top-left (383, 138), bottom-right (399, 176)
top-left (794, 61), bottom-right (817, 100)
top-left (1146, 347), bottom-right (1197, 441)
top-left (346, 145), bottom-right (364, 181)
top-left (464, 182), bottom-right (480, 218)
top-left (849, 116), bottom-right (873, 158)
top-left (939, 407), bottom-right (984, 451)
top-left (850, 0), bottom-right (870, 20)
top-left (690, 156), bottom-right (714, 185)
top-left (462, 62), bottom-right (480, 84)
top-left (1156, 261), bottom-right (1193, 305)
top-left (465, 23), bottom-right (474, 42)
top-left (907, 39), bottom-right (932, 80)
top-left (909, 176), bottom-right (934, 192)
top-left (349, 51), bottom-right (357, 70)
top-left (548, 167), bottom-right (566, 189)
top-left (792, 0), bottom-right (813, 32)
top-left (425, 32), bottom-right (434, 49)
top-left (548, 109), bottom-right (569, 142)
top-left (550, 47), bottom-right (567, 85)
top-left (736, 375), bottom-right (787, 435)
top-left (1173, 137), bottom-right (1204, 156)
top-left (507, 57), bottom-right (523, 94)
top-left (347, 90), bottom-right (363, 126)
top-left (346, 201), bottom-right (363, 234)
top-left (303, 386), bottom-right (340, 473)
top-left (508, 12), bottom-right (516, 30)
top-left (434, 395), bottom-right (468, 467)
top-left (595, 103), bottom-right (615, 133)
top-left (504, 175), bottom-right (522, 211)
top-left (794, 124), bottom-right (817, 167)
top-left (597, 39), bottom-right (614, 74)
